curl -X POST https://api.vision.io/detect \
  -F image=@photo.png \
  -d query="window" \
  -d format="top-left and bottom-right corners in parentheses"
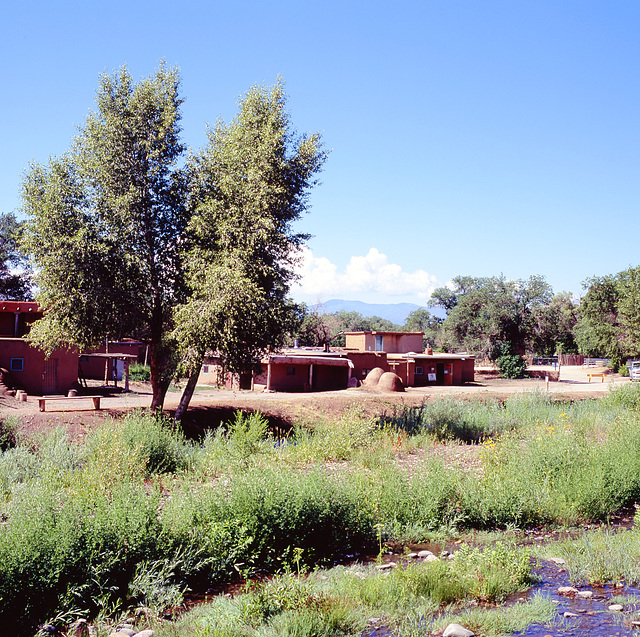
top-left (415, 366), bottom-right (424, 375)
top-left (202, 365), bottom-right (209, 374)
top-left (286, 366), bottom-right (296, 376)
top-left (374, 334), bottom-right (384, 351)
top-left (10, 358), bottom-right (23, 372)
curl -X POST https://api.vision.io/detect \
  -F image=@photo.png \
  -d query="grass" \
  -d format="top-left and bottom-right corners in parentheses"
top-left (2, 386), bottom-right (640, 634)
top-left (159, 541), bottom-right (541, 637)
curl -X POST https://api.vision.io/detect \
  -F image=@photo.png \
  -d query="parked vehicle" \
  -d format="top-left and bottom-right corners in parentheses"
top-left (629, 360), bottom-right (640, 381)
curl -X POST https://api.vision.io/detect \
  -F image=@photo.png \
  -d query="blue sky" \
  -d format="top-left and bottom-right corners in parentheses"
top-left (3, 1), bottom-right (639, 305)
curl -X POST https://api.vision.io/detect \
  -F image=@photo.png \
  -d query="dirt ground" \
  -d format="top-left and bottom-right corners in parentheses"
top-left (0, 364), bottom-right (626, 440)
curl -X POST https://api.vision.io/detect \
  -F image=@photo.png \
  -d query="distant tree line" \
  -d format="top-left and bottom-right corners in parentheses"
top-left (294, 268), bottom-right (640, 370)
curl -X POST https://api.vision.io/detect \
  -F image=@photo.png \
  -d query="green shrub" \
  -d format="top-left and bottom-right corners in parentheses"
top-left (128, 363), bottom-right (151, 381)
top-left (103, 412), bottom-right (193, 476)
top-left (223, 466), bottom-right (377, 569)
top-left (496, 353), bottom-right (528, 379)
top-left (604, 382), bottom-right (640, 411)
top-left (619, 363), bottom-right (629, 377)
top-left (0, 418), bottom-right (17, 452)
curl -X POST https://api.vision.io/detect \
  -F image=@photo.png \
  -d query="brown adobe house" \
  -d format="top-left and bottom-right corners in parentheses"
top-left (0, 301), bottom-right (79, 395)
top-left (344, 331), bottom-right (474, 386)
top-left (197, 349), bottom-right (354, 392)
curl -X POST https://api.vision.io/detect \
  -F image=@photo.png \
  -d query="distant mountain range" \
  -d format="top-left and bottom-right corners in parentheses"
top-left (314, 299), bottom-right (445, 325)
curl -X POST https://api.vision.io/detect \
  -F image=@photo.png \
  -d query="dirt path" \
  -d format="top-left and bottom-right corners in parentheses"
top-left (0, 366), bottom-right (627, 439)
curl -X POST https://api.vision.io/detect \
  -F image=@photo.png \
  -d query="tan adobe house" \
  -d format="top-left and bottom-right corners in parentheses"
top-left (0, 301), bottom-right (79, 395)
top-left (344, 331), bottom-right (423, 354)
top-left (344, 331), bottom-right (474, 386)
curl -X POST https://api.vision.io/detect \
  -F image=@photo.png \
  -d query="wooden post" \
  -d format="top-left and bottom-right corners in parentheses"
top-left (266, 359), bottom-right (272, 391)
top-left (124, 358), bottom-right (130, 392)
top-left (308, 364), bottom-right (314, 391)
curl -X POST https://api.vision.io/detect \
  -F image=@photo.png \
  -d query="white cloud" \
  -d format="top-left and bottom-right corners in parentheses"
top-left (291, 247), bottom-right (440, 303)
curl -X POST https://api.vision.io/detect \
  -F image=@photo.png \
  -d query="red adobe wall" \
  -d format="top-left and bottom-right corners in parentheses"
top-left (0, 338), bottom-right (78, 395)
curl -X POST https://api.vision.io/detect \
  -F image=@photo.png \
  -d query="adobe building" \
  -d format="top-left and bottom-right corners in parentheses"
top-left (197, 349), bottom-right (354, 392)
top-left (387, 352), bottom-right (475, 387)
top-left (344, 331), bottom-right (474, 387)
top-left (0, 301), bottom-right (79, 395)
top-left (344, 331), bottom-right (424, 354)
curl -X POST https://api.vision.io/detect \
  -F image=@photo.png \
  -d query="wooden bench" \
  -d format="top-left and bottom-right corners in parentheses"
top-left (38, 395), bottom-right (102, 412)
top-left (587, 373), bottom-right (606, 383)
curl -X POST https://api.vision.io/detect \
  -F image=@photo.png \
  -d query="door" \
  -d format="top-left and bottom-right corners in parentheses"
top-left (42, 358), bottom-right (59, 394)
top-left (444, 363), bottom-right (453, 386)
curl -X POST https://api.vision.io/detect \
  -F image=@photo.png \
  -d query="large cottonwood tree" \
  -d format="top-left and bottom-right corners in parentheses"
top-left (22, 64), bottom-right (188, 410)
top-left (22, 67), bottom-right (324, 416)
top-left (173, 80), bottom-right (325, 420)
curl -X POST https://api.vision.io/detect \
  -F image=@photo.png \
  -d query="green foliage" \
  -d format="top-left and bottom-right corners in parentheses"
top-left (21, 63), bottom-right (187, 410)
top-left (0, 212), bottom-right (31, 300)
top-left (494, 343), bottom-right (528, 379)
top-left (0, 417), bottom-right (17, 452)
top-left (403, 308), bottom-right (442, 349)
top-left (619, 265), bottom-right (640, 357)
top-left (116, 412), bottom-right (192, 475)
top-left (619, 363), bottom-right (629, 377)
top-left (128, 363), bottom-right (151, 381)
top-left (379, 397), bottom-right (522, 443)
top-left (430, 274), bottom-right (553, 358)
top-left (173, 79), bottom-right (325, 380)
top-left (574, 273), bottom-right (626, 364)
top-left (227, 411), bottom-right (271, 464)
top-left (603, 381), bottom-right (640, 410)
top-left (222, 466), bottom-right (377, 569)
top-left (530, 292), bottom-right (578, 355)
top-left (165, 542), bottom-right (535, 637)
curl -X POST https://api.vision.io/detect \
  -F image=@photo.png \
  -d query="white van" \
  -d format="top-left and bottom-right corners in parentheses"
top-left (629, 360), bottom-right (640, 381)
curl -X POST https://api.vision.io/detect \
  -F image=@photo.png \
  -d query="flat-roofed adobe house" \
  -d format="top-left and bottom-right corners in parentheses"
top-left (344, 331), bottom-right (474, 387)
top-left (387, 352), bottom-right (474, 387)
top-left (0, 301), bottom-right (79, 395)
top-left (344, 331), bottom-right (424, 354)
top-left (197, 349), bottom-right (354, 392)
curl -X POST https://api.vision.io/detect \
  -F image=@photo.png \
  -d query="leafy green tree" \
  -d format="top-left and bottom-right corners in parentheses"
top-left (573, 274), bottom-right (626, 365)
top-left (430, 275), bottom-right (552, 359)
top-left (403, 308), bottom-right (442, 349)
top-left (530, 292), bottom-right (578, 355)
top-left (22, 63), bottom-right (187, 410)
top-left (0, 212), bottom-right (31, 300)
top-left (618, 266), bottom-right (640, 357)
top-left (172, 80), bottom-right (325, 420)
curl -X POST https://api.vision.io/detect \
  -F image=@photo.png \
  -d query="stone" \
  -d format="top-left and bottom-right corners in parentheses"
top-left (134, 631), bottom-right (155, 637)
top-left (406, 552), bottom-right (418, 558)
top-left (443, 623), bottom-right (474, 637)
top-left (418, 550), bottom-right (434, 558)
top-left (563, 612), bottom-right (578, 618)
top-left (115, 630), bottom-right (135, 637)
top-left (608, 603), bottom-right (624, 611)
top-left (548, 557), bottom-right (566, 565)
top-left (577, 590), bottom-right (593, 599)
top-left (424, 554), bottom-right (439, 562)
top-left (375, 562), bottom-right (395, 570)
top-left (557, 586), bottom-right (579, 595)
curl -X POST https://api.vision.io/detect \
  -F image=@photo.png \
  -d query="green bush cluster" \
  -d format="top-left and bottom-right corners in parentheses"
top-left (128, 363), bottom-right (151, 381)
top-left (3, 391), bottom-right (640, 633)
top-left (165, 541), bottom-right (537, 637)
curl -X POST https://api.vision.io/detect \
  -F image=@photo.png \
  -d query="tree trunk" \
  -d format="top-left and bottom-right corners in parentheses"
top-left (174, 359), bottom-right (203, 423)
top-left (149, 308), bottom-right (170, 413)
